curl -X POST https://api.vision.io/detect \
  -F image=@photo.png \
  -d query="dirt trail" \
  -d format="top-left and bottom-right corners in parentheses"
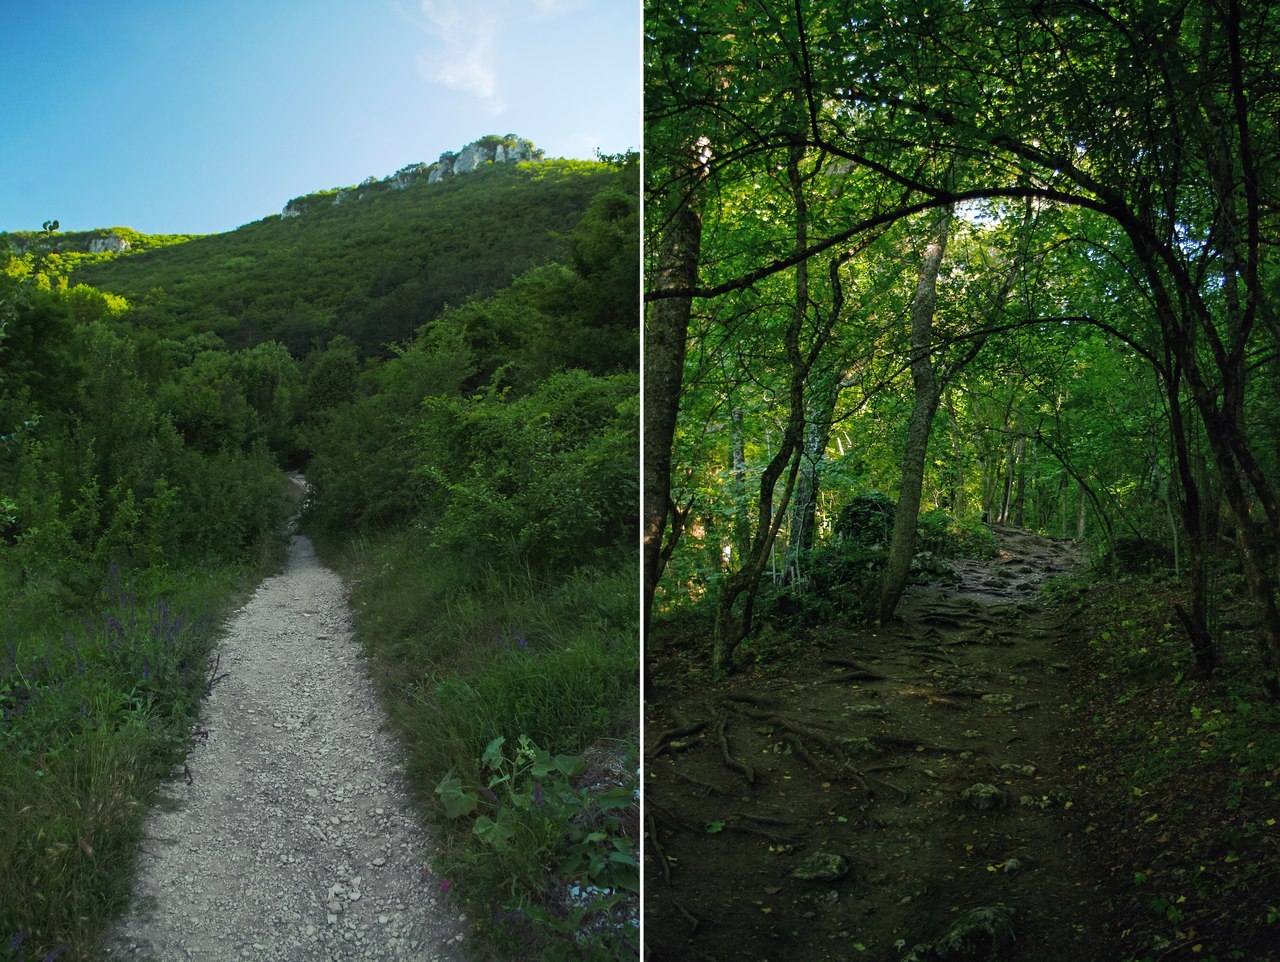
top-left (645, 527), bottom-right (1108, 961)
top-left (105, 495), bottom-right (471, 961)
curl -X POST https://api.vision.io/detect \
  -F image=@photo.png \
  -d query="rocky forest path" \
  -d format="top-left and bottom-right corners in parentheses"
top-left (105, 494), bottom-right (471, 962)
top-left (645, 526), bottom-right (1110, 961)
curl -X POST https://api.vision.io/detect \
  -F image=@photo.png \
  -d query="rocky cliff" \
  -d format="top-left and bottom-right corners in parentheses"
top-left (282, 135), bottom-right (541, 219)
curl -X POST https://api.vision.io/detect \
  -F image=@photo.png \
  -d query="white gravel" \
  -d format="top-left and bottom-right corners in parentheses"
top-left (104, 526), bottom-right (472, 962)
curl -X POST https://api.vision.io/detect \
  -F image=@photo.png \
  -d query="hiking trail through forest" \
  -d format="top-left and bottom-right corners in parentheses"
top-left (645, 526), bottom-right (1113, 961)
top-left (105, 478), bottom-right (471, 962)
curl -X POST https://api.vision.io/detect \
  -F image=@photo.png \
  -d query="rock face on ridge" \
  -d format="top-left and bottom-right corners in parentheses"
top-left (282, 134), bottom-right (541, 218)
top-left (88, 233), bottom-right (131, 254)
top-left (428, 134), bottom-right (538, 183)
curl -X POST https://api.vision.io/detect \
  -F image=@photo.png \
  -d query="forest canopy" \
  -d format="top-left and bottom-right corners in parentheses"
top-left (644, 0), bottom-right (1280, 683)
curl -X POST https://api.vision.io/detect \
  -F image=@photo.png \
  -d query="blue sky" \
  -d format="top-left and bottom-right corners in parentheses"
top-left (0, 0), bottom-right (639, 235)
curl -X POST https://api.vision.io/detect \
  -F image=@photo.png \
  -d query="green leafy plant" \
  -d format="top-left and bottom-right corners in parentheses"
top-left (435, 735), bottom-right (638, 960)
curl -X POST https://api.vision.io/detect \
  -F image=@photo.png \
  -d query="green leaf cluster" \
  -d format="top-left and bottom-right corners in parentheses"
top-left (434, 735), bottom-right (638, 960)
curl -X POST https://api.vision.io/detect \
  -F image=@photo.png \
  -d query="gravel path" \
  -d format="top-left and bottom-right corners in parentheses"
top-left (105, 523), bottom-right (472, 962)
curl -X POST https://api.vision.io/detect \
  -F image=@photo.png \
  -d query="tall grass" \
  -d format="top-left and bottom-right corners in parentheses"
top-left (320, 527), bottom-right (639, 959)
top-left (0, 561), bottom-right (269, 961)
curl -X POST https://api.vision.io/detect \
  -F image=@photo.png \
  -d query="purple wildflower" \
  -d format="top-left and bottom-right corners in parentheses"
top-left (65, 637), bottom-right (84, 673)
top-left (484, 788), bottom-right (500, 805)
top-left (533, 782), bottom-right (544, 807)
top-left (43, 947), bottom-right (66, 962)
top-left (439, 879), bottom-right (452, 893)
top-left (8, 931), bottom-right (25, 952)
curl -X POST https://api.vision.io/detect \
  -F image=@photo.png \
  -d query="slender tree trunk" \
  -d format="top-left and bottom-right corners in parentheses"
top-left (1161, 358), bottom-right (1217, 674)
top-left (730, 406), bottom-right (751, 564)
top-left (879, 208), bottom-right (951, 624)
top-left (1120, 217), bottom-right (1280, 699)
top-left (944, 390), bottom-right (965, 516)
top-left (1012, 436), bottom-right (1028, 528)
top-left (1076, 481), bottom-right (1088, 540)
top-left (998, 447), bottom-right (1015, 524)
top-left (713, 147), bottom-right (840, 670)
top-left (642, 177), bottom-right (702, 674)
top-left (785, 375), bottom-right (841, 584)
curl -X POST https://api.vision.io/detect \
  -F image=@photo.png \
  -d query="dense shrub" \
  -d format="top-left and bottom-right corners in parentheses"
top-left (833, 491), bottom-right (897, 547)
top-left (414, 371), bottom-right (638, 571)
top-left (915, 508), bottom-right (1000, 559)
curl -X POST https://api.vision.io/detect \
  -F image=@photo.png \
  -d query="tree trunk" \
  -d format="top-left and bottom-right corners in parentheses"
top-left (1011, 436), bottom-right (1028, 528)
top-left (879, 208), bottom-right (951, 624)
top-left (785, 375), bottom-right (841, 585)
top-left (1076, 481), bottom-right (1088, 540)
top-left (1167, 361), bottom-right (1217, 676)
top-left (730, 406), bottom-right (751, 564)
top-left (712, 147), bottom-right (840, 670)
top-left (944, 390), bottom-right (965, 516)
top-left (642, 178), bottom-right (702, 671)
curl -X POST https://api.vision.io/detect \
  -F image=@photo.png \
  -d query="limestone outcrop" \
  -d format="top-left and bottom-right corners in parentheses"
top-left (282, 135), bottom-right (541, 217)
top-left (89, 233), bottom-right (131, 253)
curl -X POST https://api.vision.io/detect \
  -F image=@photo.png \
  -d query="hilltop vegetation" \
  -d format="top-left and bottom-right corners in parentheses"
top-left (2, 146), bottom-right (638, 960)
top-left (71, 159), bottom-right (618, 356)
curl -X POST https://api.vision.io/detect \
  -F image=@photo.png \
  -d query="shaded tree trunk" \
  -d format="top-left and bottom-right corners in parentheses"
top-left (713, 148), bottom-right (813, 671)
top-left (730, 406), bottom-right (751, 564)
top-left (785, 374), bottom-right (842, 585)
top-left (712, 148), bottom-right (847, 670)
top-left (643, 175), bottom-right (703, 673)
top-left (1011, 436), bottom-right (1028, 527)
top-left (879, 209), bottom-right (951, 624)
top-left (1167, 358), bottom-right (1217, 676)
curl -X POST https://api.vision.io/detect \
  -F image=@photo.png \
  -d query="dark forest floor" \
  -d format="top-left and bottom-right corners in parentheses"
top-left (644, 527), bottom-right (1280, 962)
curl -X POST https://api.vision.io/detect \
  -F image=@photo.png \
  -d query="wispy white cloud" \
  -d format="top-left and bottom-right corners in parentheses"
top-left (407, 0), bottom-right (578, 113)
top-left (414, 0), bottom-right (503, 111)
top-left (530, 0), bottom-right (579, 15)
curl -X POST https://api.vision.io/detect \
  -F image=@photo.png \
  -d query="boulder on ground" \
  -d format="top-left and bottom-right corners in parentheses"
top-left (961, 783), bottom-right (1008, 810)
top-left (902, 905), bottom-right (1016, 961)
top-left (789, 851), bottom-right (849, 882)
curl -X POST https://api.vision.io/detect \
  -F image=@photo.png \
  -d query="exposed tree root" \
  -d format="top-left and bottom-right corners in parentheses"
top-left (653, 716), bottom-right (710, 756)
top-left (907, 648), bottom-right (961, 666)
top-left (822, 657), bottom-right (888, 681)
top-left (675, 901), bottom-right (700, 935)
top-left (730, 811), bottom-right (796, 827)
top-left (727, 704), bottom-right (848, 769)
top-left (714, 712), bottom-right (755, 784)
top-left (829, 669), bottom-right (890, 683)
top-left (782, 732), bottom-right (823, 772)
top-left (721, 691), bottom-right (781, 708)
top-left (670, 767), bottom-right (728, 795)
top-left (724, 821), bottom-right (802, 844)
top-left (647, 812), bottom-right (671, 886)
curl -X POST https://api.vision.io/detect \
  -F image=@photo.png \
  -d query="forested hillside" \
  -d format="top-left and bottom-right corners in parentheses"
top-left (645, 3), bottom-right (1280, 960)
top-left (70, 159), bottom-right (620, 356)
top-left (2, 145), bottom-right (638, 961)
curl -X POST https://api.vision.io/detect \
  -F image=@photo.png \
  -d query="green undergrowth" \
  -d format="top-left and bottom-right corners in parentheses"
top-left (750, 507), bottom-right (1000, 635)
top-left (313, 527), bottom-right (639, 960)
top-left (1050, 564), bottom-right (1280, 962)
top-left (0, 556), bottom-right (274, 961)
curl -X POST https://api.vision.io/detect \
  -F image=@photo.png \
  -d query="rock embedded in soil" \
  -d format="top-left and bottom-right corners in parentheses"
top-left (902, 905), bottom-right (1017, 962)
top-left (789, 852), bottom-right (850, 881)
top-left (961, 783), bottom-right (1009, 810)
top-left (999, 763), bottom-right (1036, 777)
